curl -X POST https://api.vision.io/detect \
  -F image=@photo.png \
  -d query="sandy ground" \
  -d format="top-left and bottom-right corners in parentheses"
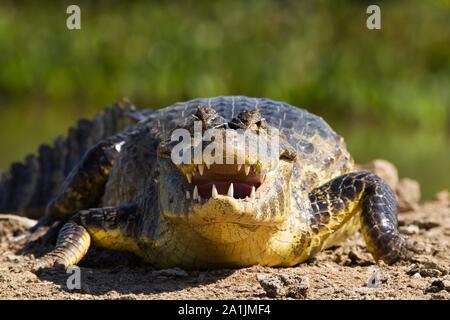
top-left (0, 195), bottom-right (449, 300)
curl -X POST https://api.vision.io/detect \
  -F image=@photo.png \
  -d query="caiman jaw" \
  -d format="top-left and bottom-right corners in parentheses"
top-left (182, 163), bottom-right (266, 202)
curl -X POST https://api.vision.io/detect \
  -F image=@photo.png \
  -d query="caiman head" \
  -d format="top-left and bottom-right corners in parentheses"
top-left (156, 106), bottom-right (297, 243)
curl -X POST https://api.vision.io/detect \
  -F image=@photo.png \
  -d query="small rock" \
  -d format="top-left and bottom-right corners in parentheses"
top-left (434, 190), bottom-right (450, 205)
top-left (406, 263), bottom-right (420, 275)
top-left (407, 259), bottom-right (448, 278)
top-left (257, 274), bottom-right (284, 298)
top-left (412, 220), bottom-right (440, 231)
top-left (420, 269), bottom-right (442, 278)
top-left (412, 273), bottom-right (422, 279)
top-left (444, 280), bottom-right (450, 290)
top-left (0, 214), bottom-right (37, 229)
top-left (152, 267), bottom-right (188, 277)
top-left (257, 274), bottom-right (309, 299)
top-left (415, 259), bottom-right (448, 275)
top-left (359, 159), bottom-right (398, 191)
top-left (425, 282), bottom-right (442, 293)
top-left (422, 261), bottom-right (448, 274)
top-left (396, 178), bottom-right (421, 212)
top-left (5, 254), bottom-right (20, 263)
top-left (344, 250), bottom-right (373, 267)
top-left (425, 280), bottom-right (450, 293)
top-left (430, 291), bottom-right (450, 300)
top-left (399, 225), bottom-right (420, 235)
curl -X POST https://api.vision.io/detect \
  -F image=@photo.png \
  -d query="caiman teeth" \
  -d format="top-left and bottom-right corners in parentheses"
top-left (211, 184), bottom-right (218, 198)
top-left (198, 164), bottom-right (204, 176)
top-left (193, 185), bottom-right (199, 200)
top-left (227, 183), bottom-right (234, 197)
top-left (182, 163), bottom-right (265, 200)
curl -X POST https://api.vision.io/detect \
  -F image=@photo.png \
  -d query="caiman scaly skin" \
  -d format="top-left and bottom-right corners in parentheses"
top-left (0, 96), bottom-right (414, 270)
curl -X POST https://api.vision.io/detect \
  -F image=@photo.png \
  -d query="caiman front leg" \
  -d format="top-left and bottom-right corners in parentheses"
top-left (27, 136), bottom-right (125, 242)
top-left (45, 135), bottom-right (126, 221)
top-left (34, 204), bottom-right (140, 271)
top-left (308, 172), bottom-right (415, 264)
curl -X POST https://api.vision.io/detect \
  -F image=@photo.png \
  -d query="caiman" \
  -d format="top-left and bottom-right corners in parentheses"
top-left (0, 96), bottom-right (414, 269)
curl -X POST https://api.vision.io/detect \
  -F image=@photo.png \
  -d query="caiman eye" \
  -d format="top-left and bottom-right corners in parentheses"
top-left (280, 148), bottom-right (297, 162)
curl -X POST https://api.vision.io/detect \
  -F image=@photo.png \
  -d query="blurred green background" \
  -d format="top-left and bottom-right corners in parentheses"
top-left (0, 0), bottom-right (449, 199)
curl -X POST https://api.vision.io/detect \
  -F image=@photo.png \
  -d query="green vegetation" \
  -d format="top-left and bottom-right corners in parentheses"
top-left (0, 0), bottom-right (449, 199)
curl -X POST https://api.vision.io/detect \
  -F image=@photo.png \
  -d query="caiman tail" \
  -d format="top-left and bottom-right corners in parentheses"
top-left (0, 100), bottom-right (141, 219)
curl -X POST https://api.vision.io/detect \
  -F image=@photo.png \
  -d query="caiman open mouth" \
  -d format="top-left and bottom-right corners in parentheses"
top-left (183, 164), bottom-right (265, 201)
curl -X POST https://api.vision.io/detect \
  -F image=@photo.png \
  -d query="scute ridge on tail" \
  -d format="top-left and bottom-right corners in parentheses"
top-left (0, 100), bottom-right (141, 218)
